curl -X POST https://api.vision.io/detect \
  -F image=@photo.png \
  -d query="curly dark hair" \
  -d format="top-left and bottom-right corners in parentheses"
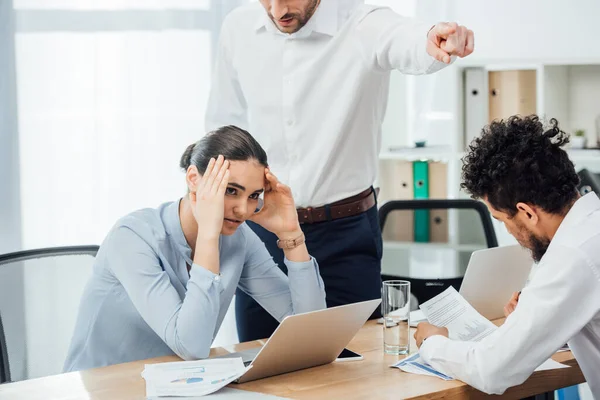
top-left (461, 115), bottom-right (580, 216)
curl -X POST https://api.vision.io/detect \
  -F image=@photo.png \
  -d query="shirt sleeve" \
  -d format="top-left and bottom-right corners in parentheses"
top-left (419, 245), bottom-right (600, 394)
top-left (205, 14), bottom-right (249, 132)
top-left (356, 7), bottom-right (452, 74)
top-left (237, 228), bottom-right (327, 322)
top-left (105, 226), bottom-right (223, 360)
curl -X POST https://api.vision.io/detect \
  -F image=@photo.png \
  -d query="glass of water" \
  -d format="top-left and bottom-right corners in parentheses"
top-left (382, 280), bottom-right (411, 355)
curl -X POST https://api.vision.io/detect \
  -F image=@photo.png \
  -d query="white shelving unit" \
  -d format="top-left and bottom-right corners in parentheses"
top-left (378, 59), bottom-right (600, 278)
top-left (380, 59), bottom-right (600, 177)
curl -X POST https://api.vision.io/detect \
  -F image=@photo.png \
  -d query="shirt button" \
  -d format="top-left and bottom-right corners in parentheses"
top-left (214, 275), bottom-right (221, 282)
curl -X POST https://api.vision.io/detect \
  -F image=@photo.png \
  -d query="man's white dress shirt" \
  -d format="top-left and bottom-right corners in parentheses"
top-left (420, 193), bottom-right (600, 396)
top-left (205, 1), bottom-right (448, 207)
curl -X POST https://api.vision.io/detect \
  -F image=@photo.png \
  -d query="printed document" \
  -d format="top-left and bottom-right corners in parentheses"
top-left (419, 286), bottom-right (497, 341)
top-left (142, 358), bottom-right (250, 398)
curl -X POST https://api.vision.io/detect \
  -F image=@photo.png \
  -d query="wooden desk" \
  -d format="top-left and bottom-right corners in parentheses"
top-left (0, 321), bottom-right (585, 400)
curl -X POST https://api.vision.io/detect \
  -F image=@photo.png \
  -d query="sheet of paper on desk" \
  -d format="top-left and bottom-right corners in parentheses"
top-left (535, 359), bottom-right (570, 371)
top-left (419, 286), bottom-right (497, 341)
top-left (391, 353), bottom-right (453, 380)
top-left (142, 358), bottom-right (250, 398)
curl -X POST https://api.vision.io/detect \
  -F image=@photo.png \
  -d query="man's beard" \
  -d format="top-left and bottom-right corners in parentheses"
top-left (271, 0), bottom-right (319, 33)
top-left (526, 233), bottom-right (551, 263)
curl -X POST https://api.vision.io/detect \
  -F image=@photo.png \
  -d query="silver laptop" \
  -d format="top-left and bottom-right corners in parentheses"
top-left (214, 299), bottom-right (381, 383)
top-left (459, 244), bottom-right (534, 320)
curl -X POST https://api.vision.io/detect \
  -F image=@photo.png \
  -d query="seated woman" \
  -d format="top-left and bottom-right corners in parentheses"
top-left (64, 125), bottom-right (326, 372)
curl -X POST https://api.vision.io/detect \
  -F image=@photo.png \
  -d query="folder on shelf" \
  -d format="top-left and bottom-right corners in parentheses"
top-left (429, 162), bottom-right (449, 243)
top-left (413, 161), bottom-right (430, 242)
top-left (488, 70), bottom-right (537, 123)
top-left (378, 160), bottom-right (414, 242)
top-left (464, 68), bottom-right (488, 149)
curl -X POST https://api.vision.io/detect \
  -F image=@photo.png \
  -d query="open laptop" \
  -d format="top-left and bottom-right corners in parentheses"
top-left (213, 298), bottom-right (381, 383)
top-left (459, 244), bottom-right (534, 320)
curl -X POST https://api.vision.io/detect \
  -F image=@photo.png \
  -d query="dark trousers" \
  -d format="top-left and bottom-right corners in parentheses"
top-left (235, 202), bottom-right (383, 342)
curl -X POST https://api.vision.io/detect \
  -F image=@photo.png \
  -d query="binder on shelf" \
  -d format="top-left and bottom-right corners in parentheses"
top-left (488, 70), bottom-right (537, 123)
top-left (464, 68), bottom-right (488, 149)
top-left (429, 162), bottom-right (449, 243)
top-left (378, 160), bottom-right (414, 242)
top-left (413, 161), bottom-right (430, 243)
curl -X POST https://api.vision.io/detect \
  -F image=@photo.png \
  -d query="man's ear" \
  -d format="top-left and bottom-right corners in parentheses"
top-left (516, 202), bottom-right (538, 224)
top-left (186, 165), bottom-right (201, 192)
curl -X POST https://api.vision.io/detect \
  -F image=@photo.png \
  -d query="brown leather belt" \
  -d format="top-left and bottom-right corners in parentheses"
top-left (297, 188), bottom-right (376, 224)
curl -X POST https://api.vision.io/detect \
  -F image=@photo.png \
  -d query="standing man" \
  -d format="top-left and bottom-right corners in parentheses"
top-left (206, 0), bottom-right (474, 342)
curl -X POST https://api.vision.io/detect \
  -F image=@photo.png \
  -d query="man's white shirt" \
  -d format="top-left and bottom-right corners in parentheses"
top-left (205, 1), bottom-right (448, 207)
top-left (420, 193), bottom-right (600, 396)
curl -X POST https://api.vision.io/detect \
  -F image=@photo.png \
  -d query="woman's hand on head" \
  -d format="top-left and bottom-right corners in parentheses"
top-left (189, 155), bottom-right (229, 241)
top-left (249, 169), bottom-right (301, 238)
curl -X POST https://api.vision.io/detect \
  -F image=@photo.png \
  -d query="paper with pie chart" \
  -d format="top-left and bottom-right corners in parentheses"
top-left (142, 357), bottom-right (250, 398)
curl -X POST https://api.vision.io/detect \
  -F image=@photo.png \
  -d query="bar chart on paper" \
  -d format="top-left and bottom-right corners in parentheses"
top-left (458, 320), bottom-right (495, 341)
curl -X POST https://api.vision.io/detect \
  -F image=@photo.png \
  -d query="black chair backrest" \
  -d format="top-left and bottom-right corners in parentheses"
top-left (0, 312), bottom-right (9, 384)
top-left (0, 245), bottom-right (99, 384)
top-left (379, 199), bottom-right (498, 248)
top-left (578, 168), bottom-right (600, 196)
top-left (378, 199), bottom-right (498, 305)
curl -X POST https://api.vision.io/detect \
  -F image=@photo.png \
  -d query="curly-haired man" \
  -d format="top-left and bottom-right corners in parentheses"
top-left (414, 115), bottom-right (600, 396)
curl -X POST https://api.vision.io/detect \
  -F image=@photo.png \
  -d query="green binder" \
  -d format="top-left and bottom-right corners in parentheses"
top-left (413, 161), bottom-right (430, 242)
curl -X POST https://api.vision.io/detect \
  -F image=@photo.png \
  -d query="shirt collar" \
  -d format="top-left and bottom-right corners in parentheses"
top-left (163, 199), bottom-right (193, 263)
top-left (254, 0), bottom-right (338, 37)
top-left (552, 192), bottom-right (600, 242)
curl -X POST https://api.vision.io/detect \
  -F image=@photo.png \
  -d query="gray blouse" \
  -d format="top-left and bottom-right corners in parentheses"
top-left (64, 200), bottom-right (326, 372)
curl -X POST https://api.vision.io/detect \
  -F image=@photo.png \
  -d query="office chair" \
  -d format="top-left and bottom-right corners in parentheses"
top-left (0, 311), bottom-right (8, 384)
top-left (0, 245), bottom-right (98, 383)
top-left (378, 199), bottom-right (498, 305)
top-left (577, 168), bottom-right (600, 196)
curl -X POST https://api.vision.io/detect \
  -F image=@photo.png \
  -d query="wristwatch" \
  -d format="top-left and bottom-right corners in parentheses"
top-left (276, 232), bottom-right (305, 250)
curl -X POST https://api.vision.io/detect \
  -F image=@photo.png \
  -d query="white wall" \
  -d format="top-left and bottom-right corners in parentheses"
top-left (15, 30), bottom-right (212, 249)
top-left (0, 1), bottom-right (21, 253)
top-left (0, 0), bottom-right (28, 382)
top-left (568, 65), bottom-right (600, 146)
top-left (418, 0), bottom-right (600, 64)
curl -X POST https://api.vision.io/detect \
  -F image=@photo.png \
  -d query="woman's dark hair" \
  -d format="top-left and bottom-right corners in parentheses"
top-left (179, 125), bottom-right (268, 174)
top-left (461, 115), bottom-right (580, 216)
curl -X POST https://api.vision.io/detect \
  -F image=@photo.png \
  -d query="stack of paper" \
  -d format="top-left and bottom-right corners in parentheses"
top-left (392, 287), bottom-right (568, 380)
top-left (142, 358), bottom-right (250, 398)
